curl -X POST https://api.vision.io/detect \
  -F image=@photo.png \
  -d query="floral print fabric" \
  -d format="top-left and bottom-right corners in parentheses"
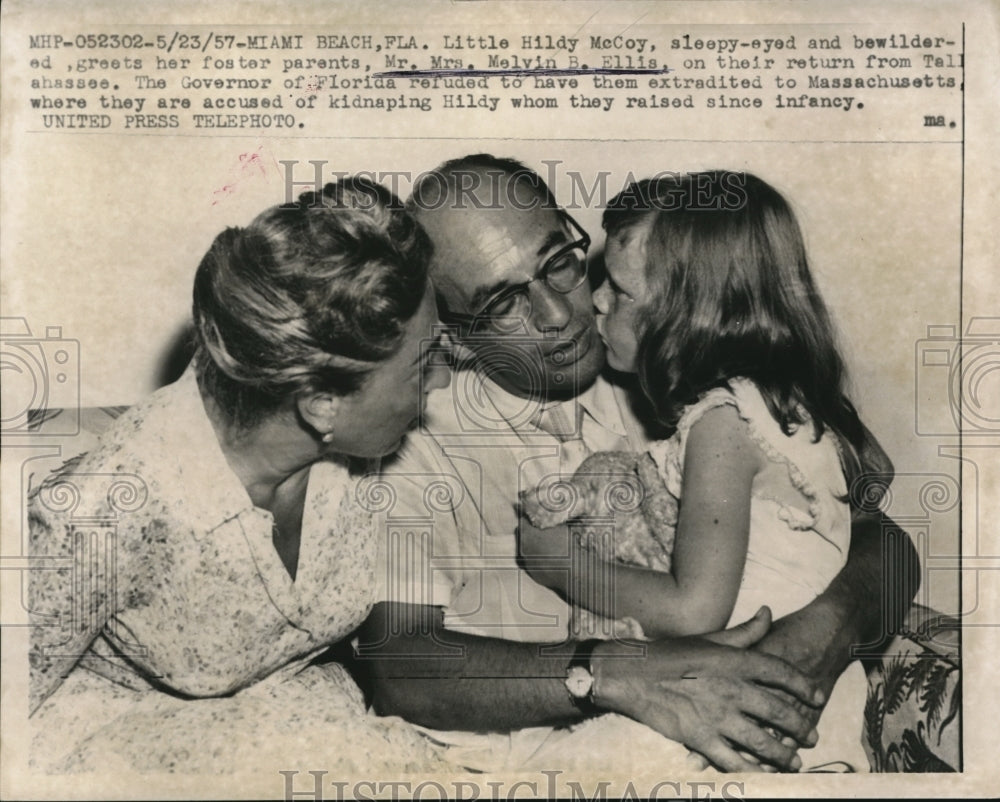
top-left (28, 369), bottom-right (447, 774)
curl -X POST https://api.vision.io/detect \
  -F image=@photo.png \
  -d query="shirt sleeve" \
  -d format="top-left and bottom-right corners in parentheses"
top-left (369, 432), bottom-right (468, 610)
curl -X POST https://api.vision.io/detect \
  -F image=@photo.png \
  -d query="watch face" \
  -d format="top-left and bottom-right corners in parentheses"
top-left (566, 665), bottom-right (594, 698)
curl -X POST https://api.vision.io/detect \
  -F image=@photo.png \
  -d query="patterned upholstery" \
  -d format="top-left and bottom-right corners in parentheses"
top-left (863, 604), bottom-right (961, 771)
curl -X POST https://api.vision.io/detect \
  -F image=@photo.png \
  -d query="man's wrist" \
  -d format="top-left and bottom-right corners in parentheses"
top-left (757, 597), bottom-right (852, 687)
top-left (587, 638), bottom-right (645, 716)
top-left (588, 639), bottom-right (613, 712)
top-left (565, 639), bottom-right (600, 714)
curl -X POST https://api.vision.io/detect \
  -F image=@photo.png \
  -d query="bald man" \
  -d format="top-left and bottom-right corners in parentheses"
top-left (355, 155), bottom-right (917, 774)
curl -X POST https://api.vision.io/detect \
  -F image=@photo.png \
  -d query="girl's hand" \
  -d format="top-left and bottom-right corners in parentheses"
top-left (516, 515), bottom-right (573, 590)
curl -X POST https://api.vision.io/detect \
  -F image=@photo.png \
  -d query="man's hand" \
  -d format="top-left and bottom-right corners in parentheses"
top-left (593, 606), bottom-right (824, 772)
top-left (752, 597), bottom-right (844, 729)
top-left (753, 512), bottom-right (920, 731)
top-left (676, 602), bottom-right (836, 773)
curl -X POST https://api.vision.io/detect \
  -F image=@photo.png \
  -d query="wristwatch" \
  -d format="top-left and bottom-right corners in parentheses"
top-left (564, 639), bottom-right (600, 713)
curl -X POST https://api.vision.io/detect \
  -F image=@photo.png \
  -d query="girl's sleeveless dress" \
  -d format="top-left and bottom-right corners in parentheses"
top-left (548, 377), bottom-right (869, 774)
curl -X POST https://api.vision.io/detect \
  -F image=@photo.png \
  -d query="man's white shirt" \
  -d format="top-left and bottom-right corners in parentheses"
top-left (367, 368), bottom-right (656, 771)
top-left (373, 368), bottom-right (649, 642)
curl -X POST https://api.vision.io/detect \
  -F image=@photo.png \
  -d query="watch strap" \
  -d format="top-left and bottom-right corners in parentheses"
top-left (566, 639), bottom-right (600, 713)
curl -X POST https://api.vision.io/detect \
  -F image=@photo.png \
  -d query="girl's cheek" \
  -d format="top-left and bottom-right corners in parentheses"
top-left (606, 309), bottom-right (628, 341)
top-left (601, 302), bottom-right (618, 326)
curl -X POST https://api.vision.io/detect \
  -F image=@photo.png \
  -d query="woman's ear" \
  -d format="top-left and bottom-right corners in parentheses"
top-left (297, 392), bottom-right (341, 438)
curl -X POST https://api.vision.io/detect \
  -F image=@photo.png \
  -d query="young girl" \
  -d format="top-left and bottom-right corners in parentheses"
top-left (520, 171), bottom-right (892, 772)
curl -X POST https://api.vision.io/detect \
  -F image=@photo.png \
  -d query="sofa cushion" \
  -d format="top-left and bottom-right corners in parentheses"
top-left (863, 603), bottom-right (961, 771)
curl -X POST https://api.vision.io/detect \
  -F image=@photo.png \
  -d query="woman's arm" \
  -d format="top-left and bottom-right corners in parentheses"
top-left (520, 404), bottom-right (763, 639)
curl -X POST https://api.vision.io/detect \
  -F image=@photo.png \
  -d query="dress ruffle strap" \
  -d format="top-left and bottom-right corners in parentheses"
top-left (652, 379), bottom-right (837, 534)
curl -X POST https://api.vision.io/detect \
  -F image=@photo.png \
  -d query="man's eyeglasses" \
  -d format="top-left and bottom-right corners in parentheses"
top-left (443, 213), bottom-right (591, 334)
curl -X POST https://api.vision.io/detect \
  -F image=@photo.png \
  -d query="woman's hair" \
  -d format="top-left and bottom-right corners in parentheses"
top-left (192, 176), bottom-right (432, 429)
top-left (603, 170), bottom-right (886, 503)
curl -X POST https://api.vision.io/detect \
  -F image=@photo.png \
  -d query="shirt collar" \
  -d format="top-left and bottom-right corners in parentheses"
top-left (475, 369), bottom-right (629, 439)
top-left (156, 367), bottom-right (257, 532)
top-left (579, 373), bottom-right (630, 437)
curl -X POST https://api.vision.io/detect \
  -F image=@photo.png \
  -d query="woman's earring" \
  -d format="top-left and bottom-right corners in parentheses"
top-left (321, 430), bottom-right (335, 444)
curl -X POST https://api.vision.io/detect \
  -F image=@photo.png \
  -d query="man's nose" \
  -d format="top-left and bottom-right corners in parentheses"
top-left (531, 284), bottom-right (573, 332)
top-left (593, 280), bottom-right (611, 314)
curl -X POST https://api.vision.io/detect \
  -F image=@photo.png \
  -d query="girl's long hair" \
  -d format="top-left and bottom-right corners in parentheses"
top-left (603, 171), bottom-right (889, 506)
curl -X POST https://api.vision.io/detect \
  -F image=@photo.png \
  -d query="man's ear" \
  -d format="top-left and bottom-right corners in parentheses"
top-left (297, 392), bottom-right (341, 435)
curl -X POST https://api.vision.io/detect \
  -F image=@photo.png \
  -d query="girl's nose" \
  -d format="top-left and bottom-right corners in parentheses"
top-left (593, 279), bottom-right (611, 314)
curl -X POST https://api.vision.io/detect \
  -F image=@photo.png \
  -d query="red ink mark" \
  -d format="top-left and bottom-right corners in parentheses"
top-left (211, 146), bottom-right (272, 206)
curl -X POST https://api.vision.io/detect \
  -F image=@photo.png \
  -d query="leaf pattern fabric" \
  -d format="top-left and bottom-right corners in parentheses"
top-left (863, 604), bottom-right (961, 772)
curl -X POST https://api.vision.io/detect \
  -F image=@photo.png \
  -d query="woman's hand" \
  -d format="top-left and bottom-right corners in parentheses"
top-left (516, 515), bottom-right (574, 591)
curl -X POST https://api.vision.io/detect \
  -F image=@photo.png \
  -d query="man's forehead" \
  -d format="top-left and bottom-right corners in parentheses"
top-left (442, 165), bottom-right (549, 207)
top-left (416, 166), bottom-right (555, 233)
top-left (418, 192), bottom-right (566, 295)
